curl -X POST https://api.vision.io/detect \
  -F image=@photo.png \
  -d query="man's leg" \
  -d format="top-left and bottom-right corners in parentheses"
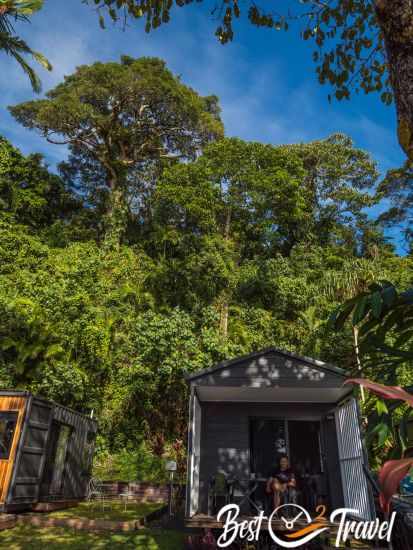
top-left (270, 479), bottom-right (286, 510)
top-left (286, 486), bottom-right (297, 505)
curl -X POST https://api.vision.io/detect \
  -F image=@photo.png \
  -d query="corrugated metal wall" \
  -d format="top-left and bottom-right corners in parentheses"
top-left (335, 397), bottom-right (374, 520)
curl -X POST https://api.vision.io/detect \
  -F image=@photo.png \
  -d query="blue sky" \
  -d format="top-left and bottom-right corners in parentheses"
top-left (0, 0), bottom-right (406, 251)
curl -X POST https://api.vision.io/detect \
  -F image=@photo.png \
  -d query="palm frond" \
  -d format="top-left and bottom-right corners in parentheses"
top-left (0, 1), bottom-right (48, 92)
top-left (0, 31), bottom-right (51, 92)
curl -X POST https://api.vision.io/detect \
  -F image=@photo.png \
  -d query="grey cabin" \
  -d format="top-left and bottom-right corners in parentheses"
top-left (185, 348), bottom-right (374, 521)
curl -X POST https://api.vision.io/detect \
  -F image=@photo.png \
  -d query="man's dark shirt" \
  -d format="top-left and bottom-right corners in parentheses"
top-left (270, 467), bottom-right (295, 484)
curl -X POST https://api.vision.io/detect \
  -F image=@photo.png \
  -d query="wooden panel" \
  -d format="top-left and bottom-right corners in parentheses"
top-left (0, 396), bottom-right (27, 503)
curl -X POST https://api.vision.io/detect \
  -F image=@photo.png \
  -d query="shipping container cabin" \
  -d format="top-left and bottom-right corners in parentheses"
top-left (0, 391), bottom-right (97, 512)
top-left (185, 348), bottom-right (375, 524)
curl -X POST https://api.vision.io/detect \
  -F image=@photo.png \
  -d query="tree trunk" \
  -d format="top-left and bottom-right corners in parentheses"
top-left (218, 206), bottom-right (232, 338)
top-left (103, 181), bottom-right (127, 251)
top-left (375, 0), bottom-right (413, 160)
top-left (219, 298), bottom-right (229, 338)
top-left (352, 325), bottom-right (365, 403)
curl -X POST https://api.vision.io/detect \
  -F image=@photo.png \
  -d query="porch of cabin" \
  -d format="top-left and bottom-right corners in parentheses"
top-left (185, 348), bottom-right (374, 525)
top-left (190, 399), bottom-right (346, 518)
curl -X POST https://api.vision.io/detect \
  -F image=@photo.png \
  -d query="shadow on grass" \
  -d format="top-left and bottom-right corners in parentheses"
top-left (49, 500), bottom-right (162, 522)
top-left (0, 524), bottom-right (185, 549)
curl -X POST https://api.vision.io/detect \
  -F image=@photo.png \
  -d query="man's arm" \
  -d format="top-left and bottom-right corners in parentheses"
top-left (266, 476), bottom-right (274, 493)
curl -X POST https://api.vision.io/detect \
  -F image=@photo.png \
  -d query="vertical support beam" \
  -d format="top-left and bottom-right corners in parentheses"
top-left (185, 385), bottom-right (202, 517)
top-left (192, 392), bottom-right (201, 515)
top-left (185, 386), bottom-right (195, 517)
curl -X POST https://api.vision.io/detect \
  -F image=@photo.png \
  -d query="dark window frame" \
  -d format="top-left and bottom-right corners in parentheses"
top-left (0, 411), bottom-right (19, 460)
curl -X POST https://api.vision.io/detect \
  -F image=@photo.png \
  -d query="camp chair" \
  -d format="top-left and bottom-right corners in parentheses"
top-left (86, 477), bottom-right (112, 511)
top-left (208, 472), bottom-right (232, 515)
top-left (231, 476), bottom-right (261, 514)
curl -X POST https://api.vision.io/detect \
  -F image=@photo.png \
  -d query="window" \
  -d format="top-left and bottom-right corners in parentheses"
top-left (0, 412), bottom-right (18, 460)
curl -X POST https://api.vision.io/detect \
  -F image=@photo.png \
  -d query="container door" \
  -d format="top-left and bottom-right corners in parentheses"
top-left (49, 423), bottom-right (72, 495)
top-left (334, 397), bottom-right (374, 520)
top-left (8, 398), bottom-right (53, 506)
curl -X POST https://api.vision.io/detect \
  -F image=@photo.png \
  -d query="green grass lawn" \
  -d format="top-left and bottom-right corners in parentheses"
top-left (49, 499), bottom-right (164, 522)
top-left (0, 523), bottom-right (185, 549)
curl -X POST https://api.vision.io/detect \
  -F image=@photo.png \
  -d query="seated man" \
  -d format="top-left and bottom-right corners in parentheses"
top-left (266, 454), bottom-right (297, 511)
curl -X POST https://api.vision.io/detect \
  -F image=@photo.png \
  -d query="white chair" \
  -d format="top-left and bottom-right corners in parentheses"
top-left (87, 477), bottom-right (111, 511)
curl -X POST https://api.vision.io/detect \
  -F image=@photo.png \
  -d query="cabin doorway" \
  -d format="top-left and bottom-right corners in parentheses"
top-left (250, 418), bottom-right (326, 511)
top-left (250, 418), bottom-right (322, 475)
top-left (41, 422), bottom-right (72, 497)
top-left (288, 420), bottom-right (322, 476)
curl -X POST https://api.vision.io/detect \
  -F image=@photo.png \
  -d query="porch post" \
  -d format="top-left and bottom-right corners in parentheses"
top-left (185, 386), bottom-right (195, 517)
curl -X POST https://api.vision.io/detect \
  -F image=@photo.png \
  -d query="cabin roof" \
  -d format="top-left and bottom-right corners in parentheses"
top-left (187, 347), bottom-right (351, 404)
top-left (0, 390), bottom-right (96, 422)
top-left (186, 347), bottom-right (346, 382)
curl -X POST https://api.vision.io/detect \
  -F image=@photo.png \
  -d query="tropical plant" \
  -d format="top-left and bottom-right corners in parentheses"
top-left (330, 281), bottom-right (413, 462)
top-left (0, 0), bottom-right (51, 92)
top-left (345, 378), bottom-right (413, 514)
top-left (330, 280), bottom-right (413, 374)
top-left (324, 258), bottom-right (389, 400)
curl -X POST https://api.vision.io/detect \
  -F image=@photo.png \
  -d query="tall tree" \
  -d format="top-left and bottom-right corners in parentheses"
top-left (0, 0), bottom-right (51, 92)
top-left (281, 134), bottom-right (379, 252)
top-left (376, 163), bottom-right (413, 250)
top-left (91, 0), bottom-right (413, 163)
top-left (153, 135), bottom-right (379, 336)
top-left (9, 56), bottom-right (223, 248)
top-left (154, 137), bottom-right (308, 335)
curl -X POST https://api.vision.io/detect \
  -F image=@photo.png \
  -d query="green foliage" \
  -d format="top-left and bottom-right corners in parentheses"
top-left (89, 1), bottom-right (390, 106)
top-left (0, 0), bottom-right (51, 92)
top-left (93, 442), bottom-right (167, 483)
top-left (363, 397), bottom-right (413, 467)
top-left (0, 136), bottom-right (80, 234)
top-left (2, 56), bottom-right (411, 475)
top-left (330, 281), bottom-right (413, 462)
top-left (376, 161), bottom-right (413, 249)
top-left (330, 281), bottom-right (413, 375)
